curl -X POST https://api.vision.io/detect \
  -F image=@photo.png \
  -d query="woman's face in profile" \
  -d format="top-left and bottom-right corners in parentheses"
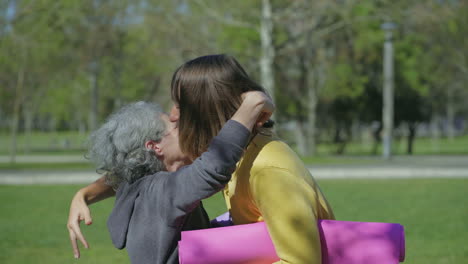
top-left (169, 103), bottom-right (180, 123)
top-left (156, 113), bottom-right (191, 171)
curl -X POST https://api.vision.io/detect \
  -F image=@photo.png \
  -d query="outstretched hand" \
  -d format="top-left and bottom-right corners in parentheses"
top-left (66, 175), bottom-right (115, 258)
top-left (67, 191), bottom-right (92, 259)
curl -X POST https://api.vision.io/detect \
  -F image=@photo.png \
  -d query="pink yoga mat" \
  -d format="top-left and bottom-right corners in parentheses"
top-left (179, 218), bottom-right (405, 264)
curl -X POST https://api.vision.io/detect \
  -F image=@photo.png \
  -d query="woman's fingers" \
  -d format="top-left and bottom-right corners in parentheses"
top-left (69, 229), bottom-right (80, 258)
top-left (68, 216), bottom-right (90, 258)
top-left (262, 95), bottom-right (275, 113)
top-left (240, 91), bottom-right (275, 128)
top-left (68, 194), bottom-right (92, 258)
top-left (83, 207), bottom-right (93, 225)
top-left (256, 112), bottom-right (272, 128)
top-left (74, 222), bottom-right (90, 250)
top-left (68, 222), bottom-right (81, 258)
top-left (256, 92), bottom-right (275, 127)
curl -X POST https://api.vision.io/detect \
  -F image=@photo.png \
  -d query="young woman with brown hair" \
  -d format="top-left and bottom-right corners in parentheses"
top-left (68, 54), bottom-right (334, 264)
top-left (168, 54), bottom-right (335, 264)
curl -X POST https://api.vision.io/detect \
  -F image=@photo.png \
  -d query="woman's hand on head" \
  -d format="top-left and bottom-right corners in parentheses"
top-left (241, 91), bottom-right (275, 128)
top-left (67, 190), bottom-right (92, 259)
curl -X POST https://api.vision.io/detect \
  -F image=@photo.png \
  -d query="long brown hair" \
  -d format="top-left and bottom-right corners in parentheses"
top-left (171, 54), bottom-right (266, 158)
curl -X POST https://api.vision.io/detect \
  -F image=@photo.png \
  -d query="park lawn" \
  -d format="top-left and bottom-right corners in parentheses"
top-left (316, 134), bottom-right (468, 156)
top-left (1, 131), bottom-right (468, 156)
top-left (0, 178), bottom-right (467, 264)
top-left (0, 162), bottom-right (94, 170)
top-left (301, 155), bottom-right (380, 166)
top-left (0, 131), bottom-right (88, 155)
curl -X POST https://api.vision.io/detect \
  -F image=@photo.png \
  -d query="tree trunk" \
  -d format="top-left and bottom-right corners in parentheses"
top-left (299, 35), bottom-right (321, 157)
top-left (334, 121), bottom-right (350, 155)
top-left (407, 122), bottom-right (416, 155)
top-left (371, 121), bottom-right (382, 155)
top-left (298, 47), bottom-right (315, 156)
top-left (10, 67), bottom-right (25, 163)
top-left (113, 66), bottom-right (123, 109)
top-left (430, 115), bottom-right (441, 153)
top-left (446, 86), bottom-right (455, 141)
top-left (382, 29), bottom-right (395, 160)
top-left (23, 104), bottom-right (33, 154)
top-left (305, 47), bottom-right (326, 156)
top-left (77, 110), bottom-right (86, 135)
top-left (79, 121), bottom-right (86, 135)
top-left (306, 81), bottom-right (318, 156)
top-left (294, 121), bottom-right (308, 156)
top-left (352, 118), bottom-right (361, 142)
top-left (88, 62), bottom-right (100, 131)
top-left (113, 34), bottom-right (124, 110)
top-left (10, 111), bottom-right (20, 163)
top-left (260, 0), bottom-right (275, 119)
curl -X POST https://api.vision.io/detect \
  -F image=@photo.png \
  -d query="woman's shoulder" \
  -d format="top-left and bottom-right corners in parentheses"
top-left (252, 131), bottom-right (296, 153)
top-left (248, 134), bottom-right (303, 172)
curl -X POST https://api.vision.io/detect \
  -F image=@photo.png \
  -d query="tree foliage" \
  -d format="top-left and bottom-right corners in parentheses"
top-left (0, 0), bottom-right (466, 156)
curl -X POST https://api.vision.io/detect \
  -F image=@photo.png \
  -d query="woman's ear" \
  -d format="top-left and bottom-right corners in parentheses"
top-left (145, 140), bottom-right (163, 157)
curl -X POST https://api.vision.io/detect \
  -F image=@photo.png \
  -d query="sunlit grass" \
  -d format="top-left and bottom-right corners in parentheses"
top-left (1, 179), bottom-right (467, 264)
top-left (0, 162), bottom-right (94, 170)
top-left (315, 134), bottom-right (468, 156)
top-left (1, 131), bottom-right (467, 156)
top-left (319, 178), bottom-right (468, 264)
top-left (0, 131), bottom-right (88, 155)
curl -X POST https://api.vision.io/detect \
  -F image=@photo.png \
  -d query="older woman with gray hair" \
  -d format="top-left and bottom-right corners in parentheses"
top-left (67, 92), bottom-right (274, 264)
top-left (87, 101), bottom-right (167, 188)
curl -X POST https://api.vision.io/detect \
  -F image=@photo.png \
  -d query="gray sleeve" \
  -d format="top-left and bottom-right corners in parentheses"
top-left (150, 120), bottom-right (250, 226)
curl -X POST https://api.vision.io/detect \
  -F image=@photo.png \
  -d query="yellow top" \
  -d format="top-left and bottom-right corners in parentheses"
top-left (223, 129), bottom-right (335, 264)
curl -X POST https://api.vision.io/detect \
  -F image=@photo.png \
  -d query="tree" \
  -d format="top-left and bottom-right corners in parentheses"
top-left (1, 0), bottom-right (76, 160)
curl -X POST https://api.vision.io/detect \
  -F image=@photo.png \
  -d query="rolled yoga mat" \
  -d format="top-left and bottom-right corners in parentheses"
top-left (179, 216), bottom-right (405, 264)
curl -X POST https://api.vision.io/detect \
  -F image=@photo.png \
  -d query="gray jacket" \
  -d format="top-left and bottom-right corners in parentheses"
top-left (107, 120), bottom-right (250, 264)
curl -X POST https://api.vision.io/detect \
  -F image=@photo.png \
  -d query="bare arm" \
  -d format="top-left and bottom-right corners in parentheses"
top-left (78, 175), bottom-right (115, 204)
top-left (67, 176), bottom-right (115, 258)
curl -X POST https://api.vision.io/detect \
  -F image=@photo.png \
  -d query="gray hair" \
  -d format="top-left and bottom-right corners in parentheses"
top-left (87, 101), bottom-right (166, 188)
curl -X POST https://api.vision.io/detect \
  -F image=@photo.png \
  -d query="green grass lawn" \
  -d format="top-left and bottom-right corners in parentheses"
top-left (315, 134), bottom-right (468, 156)
top-left (1, 179), bottom-right (467, 264)
top-left (0, 162), bottom-right (94, 170)
top-left (0, 131), bottom-right (88, 155)
top-left (1, 131), bottom-right (467, 156)
top-left (301, 155), bottom-right (380, 166)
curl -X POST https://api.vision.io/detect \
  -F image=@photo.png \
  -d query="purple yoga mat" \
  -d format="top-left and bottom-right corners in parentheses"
top-left (179, 217), bottom-right (405, 264)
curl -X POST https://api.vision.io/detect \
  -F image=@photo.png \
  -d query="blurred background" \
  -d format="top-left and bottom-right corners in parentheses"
top-left (0, 0), bottom-right (467, 264)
